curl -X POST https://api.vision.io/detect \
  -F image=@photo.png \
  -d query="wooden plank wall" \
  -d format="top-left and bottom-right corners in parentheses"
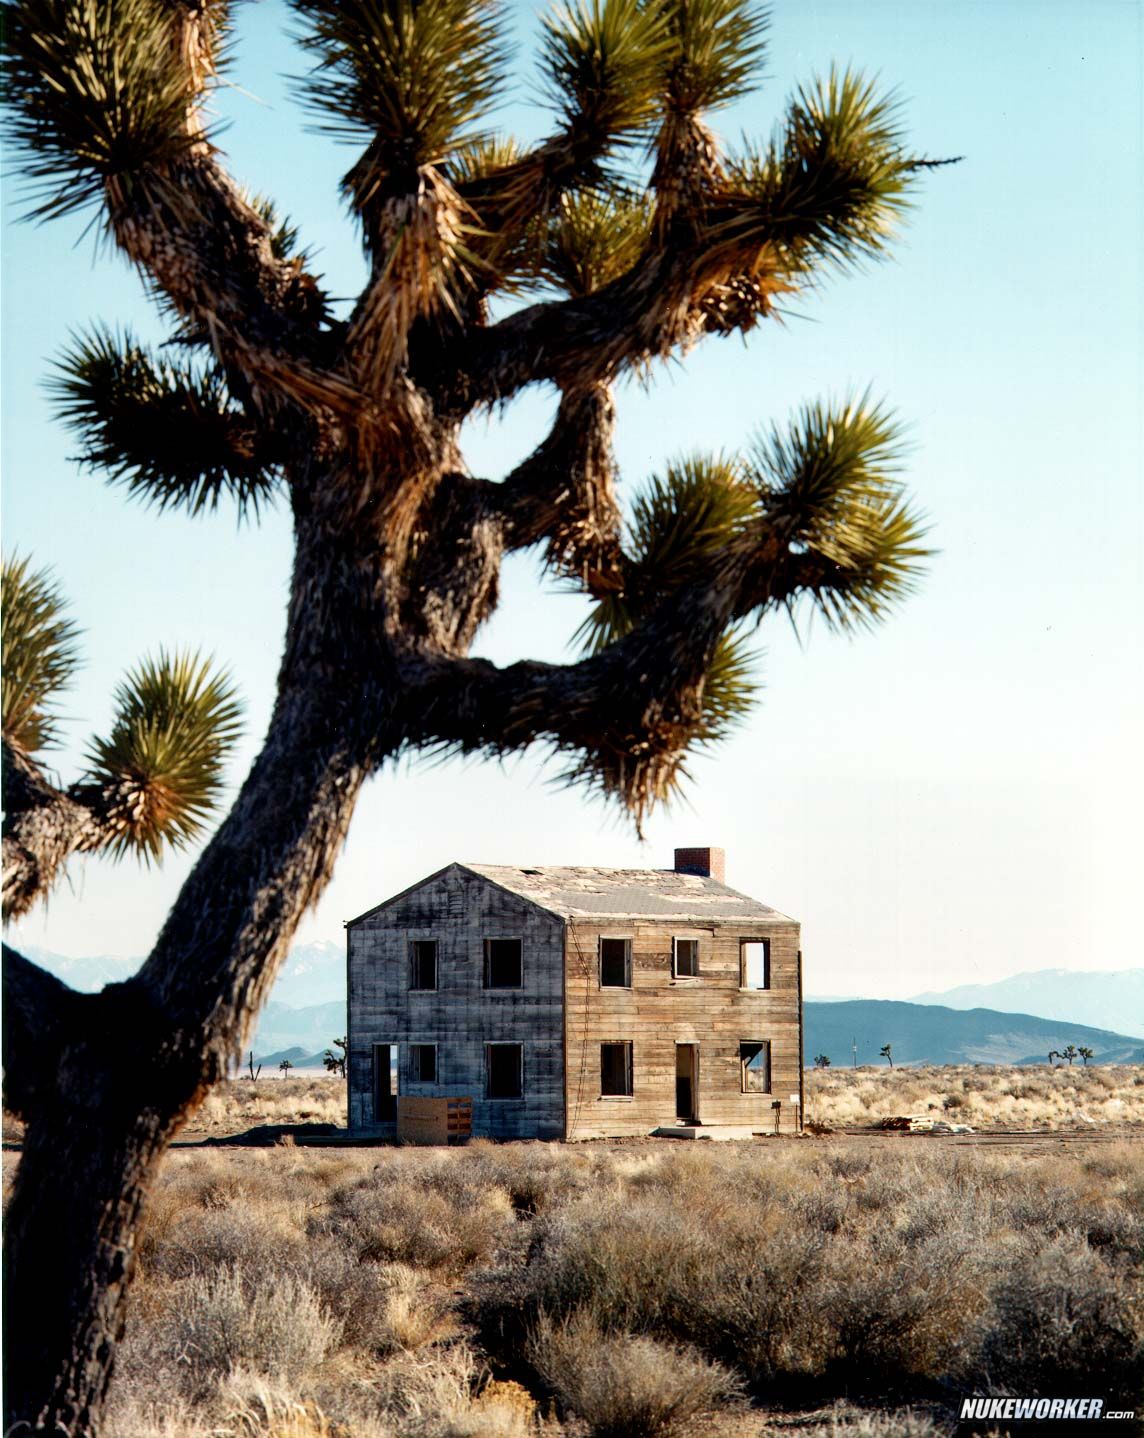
top-left (564, 917), bottom-right (802, 1139)
top-left (348, 866), bottom-right (566, 1140)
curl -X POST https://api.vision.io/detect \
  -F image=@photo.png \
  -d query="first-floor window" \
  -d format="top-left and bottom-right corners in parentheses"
top-left (410, 1043), bottom-right (437, 1082)
top-left (672, 937), bottom-right (699, 978)
top-left (486, 1043), bottom-right (523, 1099)
top-left (600, 1041), bottom-right (633, 1096)
top-left (740, 1040), bottom-right (771, 1093)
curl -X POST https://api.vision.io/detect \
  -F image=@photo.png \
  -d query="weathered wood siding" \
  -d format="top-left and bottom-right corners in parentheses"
top-left (564, 917), bottom-right (802, 1139)
top-left (348, 866), bottom-right (565, 1139)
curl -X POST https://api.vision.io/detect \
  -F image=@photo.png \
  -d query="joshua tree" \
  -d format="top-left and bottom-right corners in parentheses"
top-left (880, 1043), bottom-right (894, 1068)
top-left (324, 1036), bottom-right (348, 1078)
top-left (245, 1050), bottom-right (262, 1082)
top-left (1, 0), bottom-right (949, 1429)
top-left (1061, 1043), bottom-right (1077, 1067)
top-left (813, 1053), bottom-right (831, 1069)
top-left (1048, 1049), bottom-right (1060, 1067)
top-left (1077, 1046), bottom-right (1094, 1066)
top-left (279, 1057), bottom-right (294, 1078)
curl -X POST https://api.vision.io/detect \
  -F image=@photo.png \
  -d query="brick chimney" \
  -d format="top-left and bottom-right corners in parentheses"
top-left (673, 846), bottom-right (725, 883)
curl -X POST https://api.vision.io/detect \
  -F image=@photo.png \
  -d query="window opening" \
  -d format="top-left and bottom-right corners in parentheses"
top-left (599, 937), bottom-right (631, 987)
top-left (740, 940), bottom-right (769, 990)
top-left (673, 937), bottom-right (699, 978)
top-left (485, 937), bottom-right (523, 988)
top-left (740, 1040), bottom-right (771, 1093)
top-left (410, 1044), bottom-right (437, 1083)
top-left (600, 1042), bottom-right (633, 1096)
top-left (486, 1043), bottom-right (523, 1099)
top-left (410, 940), bottom-right (438, 990)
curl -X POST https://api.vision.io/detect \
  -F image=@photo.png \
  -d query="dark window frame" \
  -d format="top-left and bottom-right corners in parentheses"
top-left (672, 936), bottom-right (700, 979)
top-left (486, 1042), bottom-right (524, 1100)
top-left (483, 936), bottom-right (524, 990)
top-left (599, 936), bottom-right (632, 989)
top-left (739, 938), bottom-right (770, 991)
top-left (410, 1043), bottom-right (437, 1083)
top-left (409, 939), bottom-right (438, 991)
top-left (740, 1040), bottom-right (771, 1094)
top-left (600, 1041), bottom-right (634, 1098)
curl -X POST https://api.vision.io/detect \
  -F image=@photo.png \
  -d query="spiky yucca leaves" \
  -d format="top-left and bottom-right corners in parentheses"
top-left (0, 0), bottom-right (222, 221)
top-left (84, 650), bottom-right (243, 860)
top-left (292, 0), bottom-right (507, 211)
top-left (543, 189), bottom-right (654, 297)
top-left (576, 456), bottom-right (761, 791)
top-left (51, 327), bottom-right (281, 517)
top-left (720, 68), bottom-right (915, 278)
top-left (541, 0), bottom-right (674, 159)
top-left (652, 0), bottom-right (768, 231)
top-left (1, 556), bottom-right (82, 755)
top-left (748, 395), bottom-right (930, 628)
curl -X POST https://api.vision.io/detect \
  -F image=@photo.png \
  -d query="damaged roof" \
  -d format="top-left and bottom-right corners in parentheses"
top-left (461, 863), bottom-right (792, 922)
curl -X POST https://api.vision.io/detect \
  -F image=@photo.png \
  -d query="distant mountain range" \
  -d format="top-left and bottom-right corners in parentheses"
top-left (15, 944), bottom-right (1144, 1068)
top-left (805, 1000), bottom-right (1143, 1068)
top-left (908, 968), bottom-right (1144, 1040)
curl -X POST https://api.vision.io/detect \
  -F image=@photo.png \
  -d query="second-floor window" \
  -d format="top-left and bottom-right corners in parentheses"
top-left (740, 939), bottom-right (769, 990)
top-left (410, 940), bottom-right (437, 990)
top-left (672, 937), bottom-right (699, 978)
top-left (599, 937), bottom-right (632, 987)
top-left (485, 937), bottom-right (523, 988)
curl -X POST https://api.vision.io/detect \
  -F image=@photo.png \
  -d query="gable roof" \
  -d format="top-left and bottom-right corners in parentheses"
top-left (461, 863), bottom-right (792, 922)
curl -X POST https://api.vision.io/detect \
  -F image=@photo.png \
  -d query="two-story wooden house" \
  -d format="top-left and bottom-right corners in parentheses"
top-left (346, 847), bottom-right (803, 1140)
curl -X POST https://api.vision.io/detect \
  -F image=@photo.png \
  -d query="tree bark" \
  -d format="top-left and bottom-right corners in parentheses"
top-left (2, 520), bottom-right (384, 1433)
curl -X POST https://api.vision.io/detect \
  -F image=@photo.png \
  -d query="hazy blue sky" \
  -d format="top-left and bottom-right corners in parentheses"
top-left (3, 1), bottom-right (1141, 998)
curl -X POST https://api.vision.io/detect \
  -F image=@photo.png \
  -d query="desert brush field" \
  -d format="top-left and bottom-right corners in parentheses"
top-left (108, 1061), bottom-right (1144, 1143)
top-left (5, 1066), bottom-right (1143, 1438)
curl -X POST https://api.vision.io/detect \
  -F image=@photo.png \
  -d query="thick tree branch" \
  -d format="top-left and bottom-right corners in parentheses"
top-left (2, 742), bottom-right (107, 922)
top-left (106, 157), bottom-right (357, 418)
top-left (1, 943), bottom-right (77, 1119)
top-left (490, 384), bottom-right (624, 589)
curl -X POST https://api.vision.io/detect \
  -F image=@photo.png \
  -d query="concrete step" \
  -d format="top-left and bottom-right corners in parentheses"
top-left (650, 1124), bottom-right (771, 1141)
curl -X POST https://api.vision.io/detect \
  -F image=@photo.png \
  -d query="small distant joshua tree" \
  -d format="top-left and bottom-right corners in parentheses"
top-left (879, 1044), bottom-right (893, 1069)
top-left (1061, 1044), bottom-right (1077, 1067)
top-left (1077, 1046), bottom-right (1094, 1066)
top-left (813, 1054), bottom-right (831, 1069)
top-left (279, 1058), bottom-right (294, 1079)
top-left (323, 1037), bottom-right (347, 1079)
top-left (245, 1051), bottom-right (262, 1083)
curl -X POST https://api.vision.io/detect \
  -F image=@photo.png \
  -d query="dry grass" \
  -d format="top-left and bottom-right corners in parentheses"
top-left (806, 1063), bottom-right (1144, 1130)
top-left (60, 1129), bottom-right (1138, 1437)
top-left (6, 1070), bottom-right (1142, 1435)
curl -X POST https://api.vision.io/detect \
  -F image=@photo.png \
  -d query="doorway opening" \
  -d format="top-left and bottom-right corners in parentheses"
top-left (675, 1043), bottom-right (699, 1123)
top-left (373, 1042), bottom-right (398, 1121)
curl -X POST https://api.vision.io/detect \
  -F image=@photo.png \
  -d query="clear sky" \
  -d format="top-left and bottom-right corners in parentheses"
top-left (3, 1), bottom-right (1141, 999)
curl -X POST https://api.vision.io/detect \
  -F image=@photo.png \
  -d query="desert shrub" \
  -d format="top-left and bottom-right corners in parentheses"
top-left (974, 1236), bottom-right (1143, 1395)
top-left (317, 1173), bottom-right (511, 1276)
top-left (168, 1265), bottom-right (341, 1388)
top-left (528, 1309), bottom-right (739, 1437)
top-left (473, 1188), bottom-right (829, 1388)
top-left (819, 1232), bottom-right (988, 1390)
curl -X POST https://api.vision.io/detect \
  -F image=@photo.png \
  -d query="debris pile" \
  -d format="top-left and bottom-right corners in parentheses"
top-left (879, 1115), bottom-right (975, 1134)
